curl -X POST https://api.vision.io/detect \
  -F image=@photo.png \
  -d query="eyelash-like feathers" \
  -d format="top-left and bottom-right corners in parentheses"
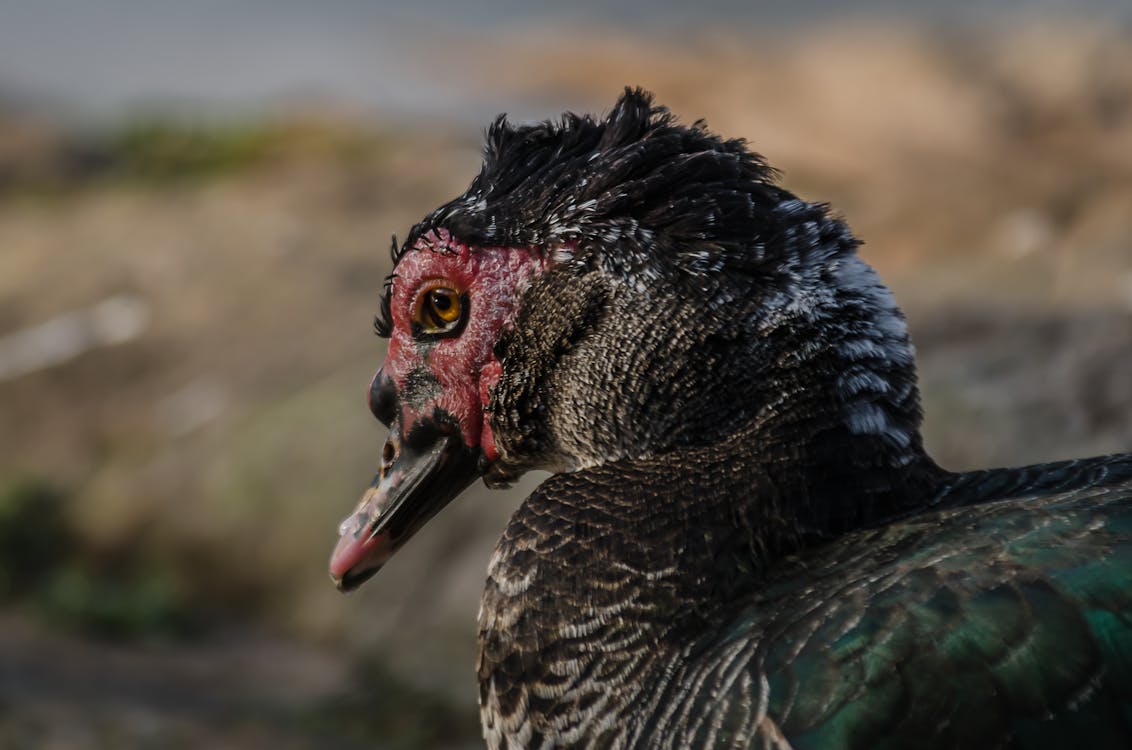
top-left (373, 235), bottom-right (405, 339)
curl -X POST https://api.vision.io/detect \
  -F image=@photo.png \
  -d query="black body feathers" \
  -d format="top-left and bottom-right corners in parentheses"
top-left (389, 89), bottom-right (1132, 749)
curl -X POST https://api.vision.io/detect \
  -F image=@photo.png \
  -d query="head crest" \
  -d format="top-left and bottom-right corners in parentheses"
top-left (376, 88), bottom-right (801, 337)
top-left (405, 87), bottom-right (781, 256)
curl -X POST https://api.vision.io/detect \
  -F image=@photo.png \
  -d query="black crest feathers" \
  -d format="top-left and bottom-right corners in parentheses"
top-left (375, 88), bottom-right (790, 338)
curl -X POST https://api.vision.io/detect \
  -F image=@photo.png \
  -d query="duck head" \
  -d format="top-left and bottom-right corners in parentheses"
top-left (331, 88), bottom-right (926, 591)
top-left (330, 230), bottom-right (550, 591)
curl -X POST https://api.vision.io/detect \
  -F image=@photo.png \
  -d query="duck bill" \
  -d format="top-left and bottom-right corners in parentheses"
top-left (330, 424), bottom-right (481, 593)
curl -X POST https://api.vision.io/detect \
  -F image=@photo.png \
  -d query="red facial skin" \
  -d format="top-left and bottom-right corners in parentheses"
top-left (332, 230), bottom-right (549, 588)
top-left (376, 228), bottom-right (549, 459)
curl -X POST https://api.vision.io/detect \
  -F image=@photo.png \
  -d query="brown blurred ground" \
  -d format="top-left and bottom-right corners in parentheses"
top-left (0, 20), bottom-right (1130, 748)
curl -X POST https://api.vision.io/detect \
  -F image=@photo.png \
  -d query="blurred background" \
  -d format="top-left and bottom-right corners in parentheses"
top-left (1, 1), bottom-right (1131, 747)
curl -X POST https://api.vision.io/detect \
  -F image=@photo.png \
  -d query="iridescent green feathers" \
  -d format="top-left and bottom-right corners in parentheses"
top-left (751, 473), bottom-right (1132, 749)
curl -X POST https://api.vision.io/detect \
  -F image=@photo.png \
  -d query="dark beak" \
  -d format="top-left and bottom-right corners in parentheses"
top-left (330, 418), bottom-right (481, 592)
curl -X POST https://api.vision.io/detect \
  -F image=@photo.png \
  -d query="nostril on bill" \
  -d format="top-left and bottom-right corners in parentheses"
top-left (381, 439), bottom-right (398, 477)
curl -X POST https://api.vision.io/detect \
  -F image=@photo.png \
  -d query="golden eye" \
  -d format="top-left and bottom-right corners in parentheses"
top-left (414, 286), bottom-right (465, 335)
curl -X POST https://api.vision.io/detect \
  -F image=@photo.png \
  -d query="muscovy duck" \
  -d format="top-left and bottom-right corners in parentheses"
top-left (330, 88), bottom-right (1132, 749)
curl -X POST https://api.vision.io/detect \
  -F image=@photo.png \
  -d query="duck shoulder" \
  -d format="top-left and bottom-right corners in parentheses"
top-left (479, 454), bottom-right (1132, 749)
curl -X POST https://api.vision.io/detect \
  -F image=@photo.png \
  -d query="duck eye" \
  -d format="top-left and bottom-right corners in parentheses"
top-left (428, 289), bottom-right (460, 322)
top-left (413, 285), bottom-right (466, 337)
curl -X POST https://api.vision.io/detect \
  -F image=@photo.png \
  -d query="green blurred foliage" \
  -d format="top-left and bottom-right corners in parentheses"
top-left (0, 477), bottom-right (69, 598)
top-left (0, 117), bottom-right (391, 196)
top-left (37, 566), bottom-right (202, 642)
top-left (0, 477), bottom-right (201, 641)
top-left (108, 121), bottom-right (282, 182)
top-left (302, 659), bottom-right (481, 748)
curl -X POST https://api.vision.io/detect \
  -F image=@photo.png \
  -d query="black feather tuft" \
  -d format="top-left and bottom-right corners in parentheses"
top-left (400, 87), bottom-right (785, 281)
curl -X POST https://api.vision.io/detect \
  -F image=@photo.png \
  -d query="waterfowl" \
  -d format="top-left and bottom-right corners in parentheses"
top-left (331, 89), bottom-right (1132, 749)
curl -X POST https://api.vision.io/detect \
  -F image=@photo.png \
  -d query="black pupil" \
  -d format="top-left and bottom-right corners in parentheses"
top-left (432, 292), bottom-right (452, 312)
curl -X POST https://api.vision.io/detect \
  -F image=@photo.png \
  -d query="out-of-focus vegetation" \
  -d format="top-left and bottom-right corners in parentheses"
top-left (0, 477), bottom-right (199, 641)
top-left (301, 660), bottom-right (481, 750)
top-left (0, 18), bottom-right (1130, 748)
top-left (0, 118), bottom-right (394, 195)
top-left (0, 477), bottom-right (69, 599)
